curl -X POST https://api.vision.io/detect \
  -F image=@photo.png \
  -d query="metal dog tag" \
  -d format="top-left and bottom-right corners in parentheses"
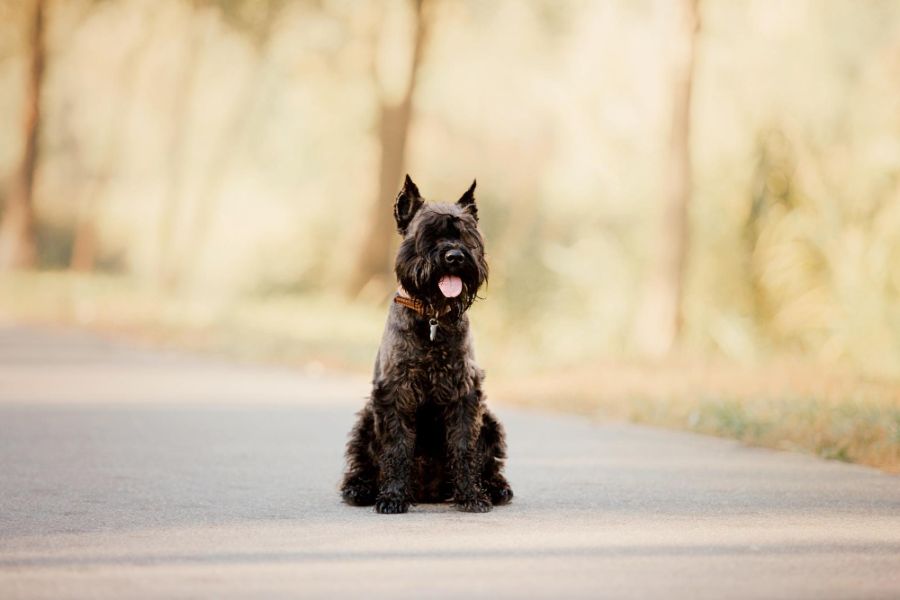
top-left (429, 318), bottom-right (438, 341)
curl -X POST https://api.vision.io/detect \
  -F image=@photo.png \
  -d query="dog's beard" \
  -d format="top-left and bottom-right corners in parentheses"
top-left (396, 247), bottom-right (487, 316)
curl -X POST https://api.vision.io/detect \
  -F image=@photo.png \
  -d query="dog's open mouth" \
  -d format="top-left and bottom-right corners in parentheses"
top-left (438, 275), bottom-right (463, 298)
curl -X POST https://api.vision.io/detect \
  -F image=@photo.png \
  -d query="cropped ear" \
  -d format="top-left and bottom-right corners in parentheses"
top-left (393, 174), bottom-right (424, 234)
top-left (456, 179), bottom-right (478, 221)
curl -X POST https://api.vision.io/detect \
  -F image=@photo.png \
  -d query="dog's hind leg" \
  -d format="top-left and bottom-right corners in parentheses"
top-left (478, 408), bottom-right (513, 506)
top-left (340, 404), bottom-right (379, 506)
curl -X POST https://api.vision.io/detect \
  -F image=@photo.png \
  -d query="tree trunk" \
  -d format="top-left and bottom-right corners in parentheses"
top-left (632, 0), bottom-right (699, 357)
top-left (0, 0), bottom-right (44, 270)
top-left (346, 0), bottom-right (429, 298)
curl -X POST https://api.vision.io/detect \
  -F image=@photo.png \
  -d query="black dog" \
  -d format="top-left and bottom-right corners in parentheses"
top-left (340, 175), bottom-right (513, 514)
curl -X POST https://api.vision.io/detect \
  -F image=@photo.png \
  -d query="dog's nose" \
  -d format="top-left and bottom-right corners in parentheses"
top-left (445, 249), bottom-right (464, 265)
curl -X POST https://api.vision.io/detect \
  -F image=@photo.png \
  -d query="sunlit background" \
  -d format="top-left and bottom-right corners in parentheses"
top-left (1, 0), bottom-right (898, 469)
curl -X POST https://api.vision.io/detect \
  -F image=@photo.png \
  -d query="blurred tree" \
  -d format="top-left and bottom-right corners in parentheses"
top-left (632, 0), bottom-right (699, 357)
top-left (71, 3), bottom-right (160, 272)
top-left (157, 2), bottom-right (206, 291)
top-left (742, 129), bottom-right (794, 333)
top-left (346, 0), bottom-right (431, 298)
top-left (0, 0), bottom-right (44, 270)
top-left (176, 0), bottom-right (285, 290)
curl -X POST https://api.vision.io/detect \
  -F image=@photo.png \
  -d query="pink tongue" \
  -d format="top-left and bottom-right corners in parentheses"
top-left (438, 275), bottom-right (463, 298)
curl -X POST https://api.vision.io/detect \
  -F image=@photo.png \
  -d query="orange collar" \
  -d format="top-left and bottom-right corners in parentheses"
top-left (393, 294), bottom-right (427, 316)
top-left (393, 287), bottom-right (452, 318)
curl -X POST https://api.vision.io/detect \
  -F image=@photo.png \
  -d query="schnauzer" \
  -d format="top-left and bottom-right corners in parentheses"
top-left (340, 175), bottom-right (513, 513)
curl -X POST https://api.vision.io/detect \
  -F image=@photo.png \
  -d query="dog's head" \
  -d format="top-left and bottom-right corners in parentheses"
top-left (393, 175), bottom-right (488, 314)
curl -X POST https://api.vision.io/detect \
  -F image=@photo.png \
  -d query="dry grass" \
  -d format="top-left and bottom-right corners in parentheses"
top-left (494, 360), bottom-right (900, 473)
top-left (0, 271), bottom-right (384, 371)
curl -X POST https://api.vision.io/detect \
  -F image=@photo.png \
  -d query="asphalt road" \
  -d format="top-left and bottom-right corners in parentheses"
top-left (0, 325), bottom-right (898, 599)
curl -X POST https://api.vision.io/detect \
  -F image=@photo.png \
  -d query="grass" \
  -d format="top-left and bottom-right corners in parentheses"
top-left (0, 271), bottom-right (384, 371)
top-left (493, 361), bottom-right (900, 473)
top-left (2, 271), bottom-right (898, 473)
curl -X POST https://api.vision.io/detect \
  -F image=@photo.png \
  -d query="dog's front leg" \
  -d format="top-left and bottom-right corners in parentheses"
top-left (447, 389), bottom-right (491, 513)
top-left (373, 382), bottom-right (416, 514)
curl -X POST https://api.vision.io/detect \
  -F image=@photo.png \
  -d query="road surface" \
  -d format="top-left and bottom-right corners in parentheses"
top-left (0, 325), bottom-right (898, 599)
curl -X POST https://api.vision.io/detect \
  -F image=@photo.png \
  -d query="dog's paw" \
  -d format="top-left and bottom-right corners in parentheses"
top-left (341, 483), bottom-right (376, 507)
top-left (455, 495), bottom-right (492, 513)
top-left (374, 497), bottom-right (409, 514)
top-left (489, 484), bottom-right (513, 506)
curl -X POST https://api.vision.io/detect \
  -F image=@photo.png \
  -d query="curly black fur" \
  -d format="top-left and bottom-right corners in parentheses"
top-left (340, 175), bottom-right (513, 514)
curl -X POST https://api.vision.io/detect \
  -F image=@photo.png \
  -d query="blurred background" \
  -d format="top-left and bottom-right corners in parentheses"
top-left (0, 0), bottom-right (898, 469)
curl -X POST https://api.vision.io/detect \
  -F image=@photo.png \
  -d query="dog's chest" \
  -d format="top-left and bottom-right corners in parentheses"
top-left (405, 347), bottom-right (475, 405)
top-left (420, 365), bottom-right (469, 402)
